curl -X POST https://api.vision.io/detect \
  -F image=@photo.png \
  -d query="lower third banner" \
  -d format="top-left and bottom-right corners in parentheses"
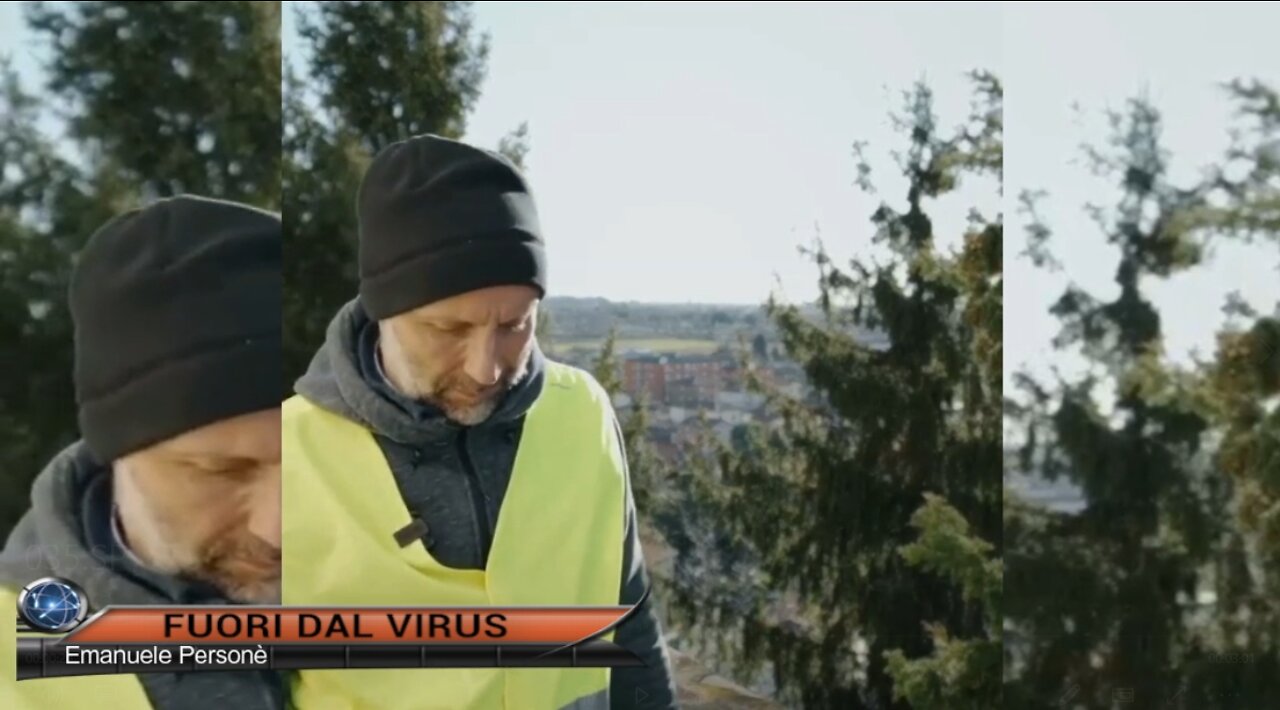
top-left (16, 638), bottom-right (642, 679)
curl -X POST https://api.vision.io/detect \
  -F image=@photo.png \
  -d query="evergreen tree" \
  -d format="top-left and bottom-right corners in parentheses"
top-left (752, 333), bottom-right (769, 361)
top-left (0, 63), bottom-right (98, 536)
top-left (592, 328), bottom-right (623, 397)
top-left (1204, 81), bottom-right (1280, 604)
top-left (1005, 81), bottom-right (1279, 709)
top-left (591, 328), bottom-right (662, 515)
top-left (297, 0), bottom-right (487, 155)
top-left (25, 1), bottom-right (281, 204)
top-left (658, 74), bottom-right (1003, 709)
top-left (0, 1), bottom-right (280, 538)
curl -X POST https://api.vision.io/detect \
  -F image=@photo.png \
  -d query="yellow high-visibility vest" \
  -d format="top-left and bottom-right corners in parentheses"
top-left (0, 587), bottom-right (153, 709)
top-left (282, 361), bottom-right (626, 710)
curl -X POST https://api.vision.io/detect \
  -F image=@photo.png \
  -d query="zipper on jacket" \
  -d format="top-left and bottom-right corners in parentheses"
top-left (456, 429), bottom-right (493, 564)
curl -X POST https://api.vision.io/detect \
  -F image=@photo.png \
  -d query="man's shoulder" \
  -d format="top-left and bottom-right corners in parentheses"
top-left (282, 393), bottom-right (361, 429)
top-left (6, 440), bottom-right (96, 517)
top-left (281, 393), bottom-right (312, 418)
top-left (536, 361), bottom-right (623, 437)
top-left (544, 360), bottom-right (619, 408)
top-left (543, 359), bottom-right (607, 396)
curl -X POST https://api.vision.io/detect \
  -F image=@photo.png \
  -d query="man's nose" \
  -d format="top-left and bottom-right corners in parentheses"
top-left (464, 330), bottom-right (501, 387)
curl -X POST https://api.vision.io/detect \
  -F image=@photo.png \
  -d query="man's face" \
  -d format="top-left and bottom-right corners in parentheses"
top-left (380, 284), bottom-right (539, 425)
top-left (113, 408), bottom-right (281, 603)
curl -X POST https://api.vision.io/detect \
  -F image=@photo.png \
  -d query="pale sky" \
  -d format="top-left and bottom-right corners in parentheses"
top-left (1005, 3), bottom-right (1280, 385)
top-left (283, 1), bottom-right (1004, 307)
top-left (6, 2), bottom-right (1279, 384)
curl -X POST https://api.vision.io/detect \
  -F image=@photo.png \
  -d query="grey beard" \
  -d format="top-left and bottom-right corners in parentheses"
top-left (418, 355), bottom-right (531, 426)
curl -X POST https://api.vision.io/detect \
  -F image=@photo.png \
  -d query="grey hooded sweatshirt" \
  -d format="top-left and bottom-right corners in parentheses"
top-left (0, 442), bottom-right (284, 710)
top-left (294, 299), bottom-right (678, 710)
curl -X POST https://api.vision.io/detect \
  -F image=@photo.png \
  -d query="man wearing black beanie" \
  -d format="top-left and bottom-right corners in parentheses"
top-left (0, 195), bottom-right (284, 710)
top-left (286, 134), bottom-right (677, 710)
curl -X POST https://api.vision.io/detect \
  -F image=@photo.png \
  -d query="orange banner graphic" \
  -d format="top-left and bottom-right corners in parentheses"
top-left (60, 606), bottom-right (633, 644)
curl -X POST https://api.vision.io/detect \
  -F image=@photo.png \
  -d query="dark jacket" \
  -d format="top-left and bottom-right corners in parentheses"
top-left (0, 443), bottom-right (284, 710)
top-left (294, 299), bottom-right (678, 709)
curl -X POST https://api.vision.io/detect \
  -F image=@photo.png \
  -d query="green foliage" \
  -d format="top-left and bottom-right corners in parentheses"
top-left (297, 0), bottom-right (487, 153)
top-left (1005, 82), bottom-right (1280, 709)
top-left (592, 328), bottom-right (622, 397)
top-left (497, 121), bottom-right (531, 172)
top-left (0, 2), bottom-right (279, 539)
top-left (282, 0), bottom-right (490, 387)
top-left (25, 1), bottom-right (281, 204)
top-left (281, 66), bottom-right (362, 386)
top-left (654, 74), bottom-right (1003, 709)
top-left (1205, 84), bottom-right (1280, 629)
top-left (591, 327), bottom-right (660, 516)
top-left (885, 494), bottom-right (1002, 710)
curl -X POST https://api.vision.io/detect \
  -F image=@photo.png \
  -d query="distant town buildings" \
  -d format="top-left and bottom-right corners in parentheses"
top-left (622, 354), bottom-right (724, 407)
top-left (541, 305), bottom-right (844, 463)
top-left (622, 356), bottom-right (668, 403)
top-left (603, 349), bottom-right (808, 459)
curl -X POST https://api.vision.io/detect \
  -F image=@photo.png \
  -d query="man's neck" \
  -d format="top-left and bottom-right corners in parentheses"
top-left (110, 505), bottom-right (151, 568)
top-left (372, 333), bottom-right (404, 394)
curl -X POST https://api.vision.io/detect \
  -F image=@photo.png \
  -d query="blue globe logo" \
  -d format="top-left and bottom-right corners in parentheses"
top-left (17, 577), bottom-right (88, 633)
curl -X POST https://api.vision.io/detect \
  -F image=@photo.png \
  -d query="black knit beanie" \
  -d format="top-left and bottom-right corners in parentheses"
top-left (357, 134), bottom-right (546, 319)
top-left (70, 195), bottom-right (282, 463)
